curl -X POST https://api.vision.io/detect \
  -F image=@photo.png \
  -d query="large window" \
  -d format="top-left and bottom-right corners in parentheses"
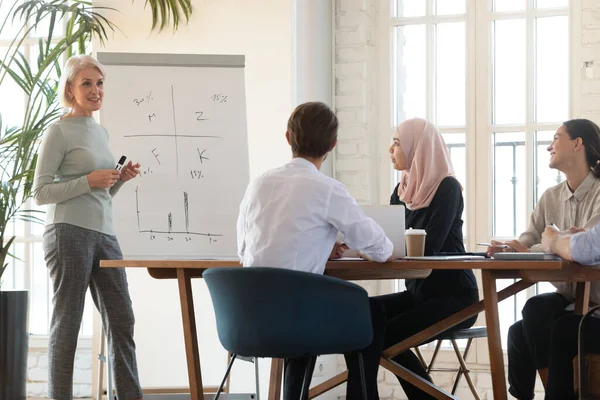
top-left (0, 8), bottom-right (93, 339)
top-left (385, 0), bottom-right (569, 349)
top-left (490, 1), bottom-right (568, 238)
top-left (391, 0), bottom-right (470, 237)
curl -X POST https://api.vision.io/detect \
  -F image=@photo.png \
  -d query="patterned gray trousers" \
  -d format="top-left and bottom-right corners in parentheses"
top-left (43, 223), bottom-right (142, 400)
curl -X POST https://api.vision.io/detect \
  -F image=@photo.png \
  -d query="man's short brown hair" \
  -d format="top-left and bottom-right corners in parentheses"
top-left (287, 102), bottom-right (338, 158)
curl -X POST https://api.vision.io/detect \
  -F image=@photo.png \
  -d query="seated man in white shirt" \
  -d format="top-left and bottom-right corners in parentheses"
top-left (237, 101), bottom-right (393, 400)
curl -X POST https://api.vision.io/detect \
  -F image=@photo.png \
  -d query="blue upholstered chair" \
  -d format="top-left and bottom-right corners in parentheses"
top-left (203, 266), bottom-right (374, 400)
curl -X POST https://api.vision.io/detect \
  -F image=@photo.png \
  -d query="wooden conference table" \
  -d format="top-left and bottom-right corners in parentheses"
top-left (100, 258), bottom-right (600, 400)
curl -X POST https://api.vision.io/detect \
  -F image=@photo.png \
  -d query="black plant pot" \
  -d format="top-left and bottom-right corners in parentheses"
top-left (0, 290), bottom-right (29, 400)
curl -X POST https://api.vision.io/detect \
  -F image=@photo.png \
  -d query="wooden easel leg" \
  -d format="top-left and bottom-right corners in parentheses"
top-left (177, 268), bottom-right (204, 400)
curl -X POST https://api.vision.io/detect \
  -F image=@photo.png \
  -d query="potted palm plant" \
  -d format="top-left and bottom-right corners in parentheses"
top-left (0, 1), bottom-right (192, 397)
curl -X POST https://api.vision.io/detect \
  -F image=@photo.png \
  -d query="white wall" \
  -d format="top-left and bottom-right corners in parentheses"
top-left (334, 0), bottom-right (382, 206)
top-left (292, 0), bottom-right (334, 177)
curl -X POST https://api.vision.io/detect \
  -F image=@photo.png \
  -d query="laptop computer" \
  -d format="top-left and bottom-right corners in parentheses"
top-left (336, 205), bottom-right (406, 259)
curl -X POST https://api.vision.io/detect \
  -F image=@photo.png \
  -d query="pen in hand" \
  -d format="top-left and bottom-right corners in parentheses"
top-left (115, 155), bottom-right (126, 171)
top-left (548, 223), bottom-right (560, 231)
top-left (476, 242), bottom-right (510, 249)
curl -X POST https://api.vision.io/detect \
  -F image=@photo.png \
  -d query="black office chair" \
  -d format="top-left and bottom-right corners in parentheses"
top-left (203, 266), bottom-right (374, 400)
top-left (414, 326), bottom-right (487, 400)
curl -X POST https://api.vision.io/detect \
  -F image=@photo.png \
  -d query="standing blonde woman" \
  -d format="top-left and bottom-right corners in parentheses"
top-left (33, 55), bottom-right (143, 400)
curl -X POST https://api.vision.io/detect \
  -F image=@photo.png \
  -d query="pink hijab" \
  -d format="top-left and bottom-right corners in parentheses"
top-left (396, 118), bottom-right (456, 210)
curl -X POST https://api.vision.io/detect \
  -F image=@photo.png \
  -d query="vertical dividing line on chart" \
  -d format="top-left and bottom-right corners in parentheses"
top-left (135, 185), bottom-right (141, 231)
top-left (171, 85), bottom-right (179, 175)
top-left (168, 212), bottom-right (173, 234)
top-left (184, 192), bottom-right (190, 233)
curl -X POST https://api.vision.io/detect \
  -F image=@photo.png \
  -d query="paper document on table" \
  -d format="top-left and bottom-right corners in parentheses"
top-left (403, 255), bottom-right (486, 261)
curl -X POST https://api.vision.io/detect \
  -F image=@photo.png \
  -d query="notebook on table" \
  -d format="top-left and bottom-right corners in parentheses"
top-left (492, 252), bottom-right (562, 261)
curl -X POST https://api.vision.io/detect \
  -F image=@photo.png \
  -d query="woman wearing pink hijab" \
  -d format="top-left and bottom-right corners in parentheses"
top-left (375, 118), bottom-right (479, 399)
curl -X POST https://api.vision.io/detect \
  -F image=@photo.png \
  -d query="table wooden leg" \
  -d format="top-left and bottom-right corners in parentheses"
top-left (309, 371), bottom-right (348, 399)
top-left (482, 270), bottom-right (507, 400)
top-left (267, 358), bottom-right (284, 400)
top-left (380, 358), bottom-right (457, 400)
top-left (177, 268), bottom-right (203, 400)
top-left (575, 281), bottom-right (591, 314)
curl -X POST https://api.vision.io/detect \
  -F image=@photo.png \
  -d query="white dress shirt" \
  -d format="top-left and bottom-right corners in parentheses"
top-left (237, 158), bottom-right (393, 274)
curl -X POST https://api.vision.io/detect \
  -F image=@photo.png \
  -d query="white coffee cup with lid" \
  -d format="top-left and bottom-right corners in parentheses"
top-left (405, 228), bottom-right (427, 257)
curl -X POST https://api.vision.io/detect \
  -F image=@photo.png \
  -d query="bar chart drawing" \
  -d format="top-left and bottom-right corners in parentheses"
top-left (135, 186), bottom-right (223, 239)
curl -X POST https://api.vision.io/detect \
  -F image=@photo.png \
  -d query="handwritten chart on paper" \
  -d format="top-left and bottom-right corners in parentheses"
top-left (99, 53), bottom-right (249, 258)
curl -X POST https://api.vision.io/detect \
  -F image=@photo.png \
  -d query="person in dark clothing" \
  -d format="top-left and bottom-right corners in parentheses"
top-left (375, 118), bottom-right (479, 400)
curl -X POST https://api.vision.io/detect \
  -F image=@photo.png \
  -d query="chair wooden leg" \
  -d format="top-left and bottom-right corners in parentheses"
top-left (215, 353), bottom-right (237, 400)
top-left (450, 339), bottom-right (480, 400)
top-left (224, 352), bottom-right (232, 393)
top-left (427, 340), bottom-right (443, 375)
top-left (450, 338), bottom-right (472, 394)
top-left (300, 356), bottom-right (317, 400)
top-left (414, 346), bottom-right (428, 371)
top-left (357, 353), bottom-right (368, 400)
top-left (268, 359), bottom-right (284, 400)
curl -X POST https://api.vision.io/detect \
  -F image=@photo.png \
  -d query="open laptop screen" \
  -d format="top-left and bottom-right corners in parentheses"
top-left (337, 205), bottom-right (406, 259)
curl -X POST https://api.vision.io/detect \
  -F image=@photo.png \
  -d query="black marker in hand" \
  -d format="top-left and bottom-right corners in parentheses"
top-left (115, 155), bottom-right (126, 171)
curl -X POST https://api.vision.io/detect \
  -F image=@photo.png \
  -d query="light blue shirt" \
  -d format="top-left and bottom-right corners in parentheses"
top-left (570, 224), bottom-right (600, 304)
top-left (571, 224), bottom-right (600, 265)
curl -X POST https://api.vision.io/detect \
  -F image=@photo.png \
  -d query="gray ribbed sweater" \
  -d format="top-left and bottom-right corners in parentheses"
top-left (33, 116), bottom-right (124, 235)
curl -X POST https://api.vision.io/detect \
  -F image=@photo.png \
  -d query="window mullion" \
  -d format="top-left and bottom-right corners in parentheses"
top-left (526, 2), bottom-right (536, 221)
top-left (465, 0), bottom-right (477, 248)
top-left (426, 5), bottom-right (435, 122)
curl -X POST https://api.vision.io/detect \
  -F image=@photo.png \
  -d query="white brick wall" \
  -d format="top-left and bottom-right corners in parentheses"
top-left (334, 0), bottom-right (379, 205)
top-left (580, 1), bottom-right (600, 125)
top-left (27, 348), bottom-right (93, 398)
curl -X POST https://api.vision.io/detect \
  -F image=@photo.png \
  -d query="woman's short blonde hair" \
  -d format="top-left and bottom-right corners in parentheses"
top-left (58, 55), bottom-right (106, 108)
